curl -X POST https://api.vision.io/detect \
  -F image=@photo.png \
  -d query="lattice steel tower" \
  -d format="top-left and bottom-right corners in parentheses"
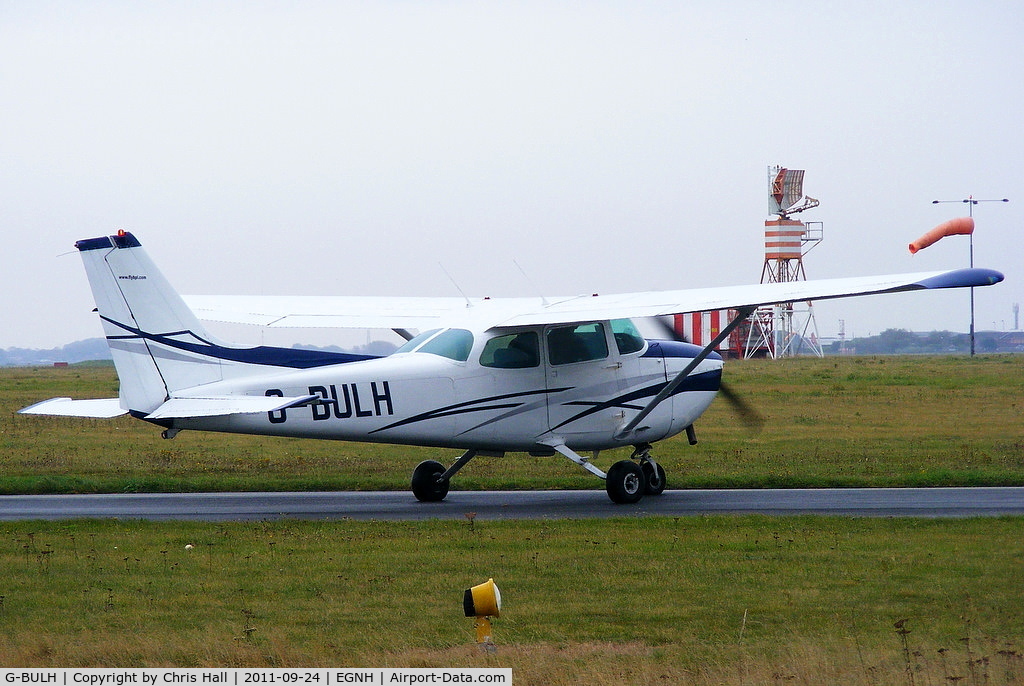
top-left (744, 166), bottom-right (824, 358)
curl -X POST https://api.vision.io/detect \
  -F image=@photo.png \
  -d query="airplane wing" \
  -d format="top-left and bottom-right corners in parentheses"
top-left (183, 267), bottom-right (1003, 331)
top-left (498, 268), bottom-right (1004, 327)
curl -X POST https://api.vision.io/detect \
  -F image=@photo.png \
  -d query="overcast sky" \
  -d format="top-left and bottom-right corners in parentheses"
top-left (2, 1), bottom-right (1020, 350)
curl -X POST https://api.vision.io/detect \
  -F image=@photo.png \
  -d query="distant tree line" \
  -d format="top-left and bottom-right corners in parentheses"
top-left (0, 338), bottom-right (112, 366)
top-left (827, 328), bottom-right (1002, 355)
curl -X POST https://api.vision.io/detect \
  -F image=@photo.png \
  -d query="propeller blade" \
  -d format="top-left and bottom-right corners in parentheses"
top-left (618, 307), bottom-right (755, 439)
top-left (718, 380), bottom-right (765, 433)
top-left (647, 314), bottom-right (763, 433)
top-left (651, 315), bottom-right (680, 341)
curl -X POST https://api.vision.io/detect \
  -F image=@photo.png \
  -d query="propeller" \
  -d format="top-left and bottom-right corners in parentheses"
top-left (649, 316), bottom-right (764, 433)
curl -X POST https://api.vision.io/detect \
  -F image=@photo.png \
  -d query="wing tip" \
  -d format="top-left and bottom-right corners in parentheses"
top-left (913, 268), bottom-right (1004, 290)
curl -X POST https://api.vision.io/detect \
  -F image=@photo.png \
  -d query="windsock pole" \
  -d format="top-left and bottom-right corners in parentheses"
top-left (930, 197), bottom-right (1010, 356)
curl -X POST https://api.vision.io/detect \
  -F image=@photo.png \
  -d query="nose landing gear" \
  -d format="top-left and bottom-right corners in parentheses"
top-left (634, 443), bottom-right (666, 496)
top-left (605, 443), bottom-right (666, 503)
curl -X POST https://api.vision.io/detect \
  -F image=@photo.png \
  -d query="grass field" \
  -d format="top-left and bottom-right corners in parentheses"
top-left (1, 516), bottom-right (1022, 683)
top-left (2, 355), bottom-right (1023, 682)
top-left (2, 355), bottom-right (1023, 493)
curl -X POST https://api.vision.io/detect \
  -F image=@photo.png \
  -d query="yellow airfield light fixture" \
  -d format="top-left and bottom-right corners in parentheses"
top-left (463, 578), bottom-right (501, 646)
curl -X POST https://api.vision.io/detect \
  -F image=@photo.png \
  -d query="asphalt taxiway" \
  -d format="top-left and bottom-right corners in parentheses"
top-left (1, 487), bottom-right (1022, 521)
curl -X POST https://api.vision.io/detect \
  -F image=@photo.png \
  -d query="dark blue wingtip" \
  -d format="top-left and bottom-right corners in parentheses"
top-left (75, 231), bottom-right (142, 252)
top-left (913, 268), bottom-right (1005, 290)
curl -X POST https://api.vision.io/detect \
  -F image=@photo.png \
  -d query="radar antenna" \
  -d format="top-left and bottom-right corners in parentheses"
top-left (769, 167), bottom-right (820, 219)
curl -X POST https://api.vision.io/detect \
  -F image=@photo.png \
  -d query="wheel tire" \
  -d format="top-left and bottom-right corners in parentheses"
top-left (642, 461), bottom-right (667, 496)
top-left (412, 460), bottom-right (449, 502)
top-left (606, 460), bottom-right (645, 504)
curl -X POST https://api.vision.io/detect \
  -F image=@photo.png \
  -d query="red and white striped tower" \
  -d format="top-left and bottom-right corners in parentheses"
top-left (744, 167), bottom-right (823, 358)
top-left (674, 309), bottom-right (743, 358)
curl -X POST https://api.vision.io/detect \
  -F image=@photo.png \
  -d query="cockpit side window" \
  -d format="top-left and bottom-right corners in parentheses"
top-left (415, 328), bottom-right (474, 362)
top-left (610, 318), bottom-right (646, 355)
top-left (480, 332), bottom-right (540, 369)
top-left (547, 323), bottom-right (608, 365)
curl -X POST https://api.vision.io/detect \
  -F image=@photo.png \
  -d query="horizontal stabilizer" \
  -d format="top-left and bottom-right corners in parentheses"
top-left (18, 397), bottom-right (127, 418)
top-left (144, 394), bottom-right (319, 420)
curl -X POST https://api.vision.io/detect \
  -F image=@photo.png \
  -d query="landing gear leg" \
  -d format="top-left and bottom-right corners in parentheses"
top-left (632, 443), bottom-right (666, 496)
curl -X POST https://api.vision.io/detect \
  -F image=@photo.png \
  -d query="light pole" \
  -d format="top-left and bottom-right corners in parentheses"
top-left (931, 196), bottom-right (1009, 356)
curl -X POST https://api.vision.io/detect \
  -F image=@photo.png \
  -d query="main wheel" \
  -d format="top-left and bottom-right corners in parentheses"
top-left (641, 461), bottom-right (667, 496)
top-left (411, 460), bottom-right (449, 502)
top-left (606, 460), bottom-right (645, 504)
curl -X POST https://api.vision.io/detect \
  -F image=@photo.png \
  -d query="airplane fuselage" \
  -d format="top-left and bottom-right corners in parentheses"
top-left (165, 325), bottom-right (722, 453)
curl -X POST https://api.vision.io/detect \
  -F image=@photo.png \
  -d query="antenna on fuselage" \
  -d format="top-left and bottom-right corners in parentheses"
top-left (438, 262), bottom-right (473, 309)
top-left (513, 259), bottom-right (550, 308)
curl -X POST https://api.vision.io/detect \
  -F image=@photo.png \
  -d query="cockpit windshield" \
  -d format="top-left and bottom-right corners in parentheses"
top-left (394, 328), bottom-right (474, 362)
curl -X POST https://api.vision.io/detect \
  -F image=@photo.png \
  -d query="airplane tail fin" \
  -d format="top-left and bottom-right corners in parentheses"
top-left (76, 232), bottom-right (226, 414)
top-left (73, 232), bottom-right (375, 418)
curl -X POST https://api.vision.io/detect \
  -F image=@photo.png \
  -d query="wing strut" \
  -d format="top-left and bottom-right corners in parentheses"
top-left (615, 305), bottom-right (756, 440)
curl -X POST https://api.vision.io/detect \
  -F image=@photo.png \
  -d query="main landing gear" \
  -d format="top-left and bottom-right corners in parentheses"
top-left (411, 459), bottom-right (449, 502)
top-left (412, 449), bottom-right (487, 503)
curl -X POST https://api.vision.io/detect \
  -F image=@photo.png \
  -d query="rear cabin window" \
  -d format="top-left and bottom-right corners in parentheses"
top-left (547, 323), bottom-right (609, 365)
top-left (480, 332), bottom-right (540, 369)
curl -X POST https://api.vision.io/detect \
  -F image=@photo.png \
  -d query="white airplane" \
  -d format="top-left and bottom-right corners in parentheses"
top-left (21, 231), bottom-right (1003, 503)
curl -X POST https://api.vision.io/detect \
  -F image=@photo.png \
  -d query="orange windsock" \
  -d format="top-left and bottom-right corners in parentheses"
top-left (909, 217), bottom-right (975, 254)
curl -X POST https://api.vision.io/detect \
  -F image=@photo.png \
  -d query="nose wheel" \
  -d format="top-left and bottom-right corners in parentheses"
top-left (605, 444), bottom-right (667, 503)
top-left (606, 460), bottom-right (645, 504)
